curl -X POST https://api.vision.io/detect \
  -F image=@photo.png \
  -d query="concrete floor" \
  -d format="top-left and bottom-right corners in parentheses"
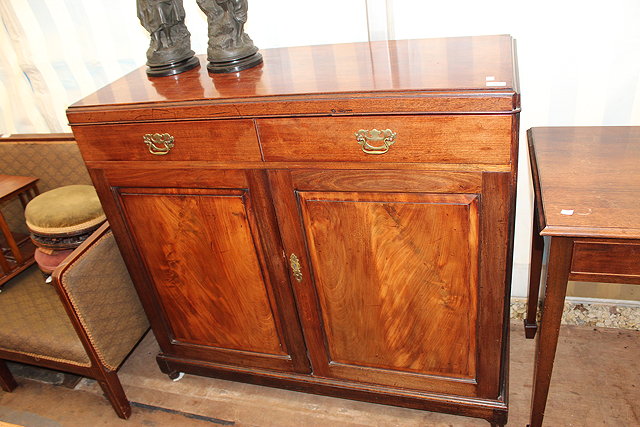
top-left (0, 322), bottom-right (638, 426)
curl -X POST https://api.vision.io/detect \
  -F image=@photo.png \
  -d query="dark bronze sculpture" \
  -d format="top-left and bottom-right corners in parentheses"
top-left (196, 0), bottom-right (263, 73)
top-left (137, 0), bottom-right (199, 76)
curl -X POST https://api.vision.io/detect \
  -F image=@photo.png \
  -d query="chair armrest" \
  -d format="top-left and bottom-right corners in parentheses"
top-left (52, 222), bottom-right (149, 371)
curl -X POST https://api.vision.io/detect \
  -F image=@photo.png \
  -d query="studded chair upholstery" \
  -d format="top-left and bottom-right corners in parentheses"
top-left (0, 223), bottom-right (149, 419)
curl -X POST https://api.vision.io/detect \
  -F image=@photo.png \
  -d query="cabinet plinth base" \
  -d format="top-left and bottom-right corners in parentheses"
top-left (156, 353), bottom-right (508, 425)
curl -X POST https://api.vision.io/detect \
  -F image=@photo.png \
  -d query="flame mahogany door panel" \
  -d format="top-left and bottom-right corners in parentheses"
top-left (269, 169), bottom-right (510, 398)
top-left (105, 169), bottom-right (310, 374)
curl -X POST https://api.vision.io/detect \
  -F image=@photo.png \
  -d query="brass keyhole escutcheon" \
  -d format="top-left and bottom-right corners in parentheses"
top-left (143, 133), bottom-right (175, 155)
top-left (289, 253), bottom-right (303, 283)
top-left (354, 129), bottom-right (397, 155)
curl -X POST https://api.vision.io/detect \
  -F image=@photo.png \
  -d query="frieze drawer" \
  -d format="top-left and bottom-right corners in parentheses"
top-left (257, 115), bottom-right (513, 164)
top-left (73, 119), bottom-right (261, 162)
top-left (571, 240), bottom-right (640, 280)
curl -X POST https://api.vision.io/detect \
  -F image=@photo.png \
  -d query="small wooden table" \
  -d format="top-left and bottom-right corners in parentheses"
top-left (0, 174), bottom-right (40, 287)
top-left (525, 127), bottom-right (640, 427)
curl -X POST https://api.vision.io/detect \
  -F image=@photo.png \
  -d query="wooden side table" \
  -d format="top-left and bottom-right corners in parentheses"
top-left (525, 127), bottom-right (640, 427)
top-left (0, 174), bottom-right (40, 287)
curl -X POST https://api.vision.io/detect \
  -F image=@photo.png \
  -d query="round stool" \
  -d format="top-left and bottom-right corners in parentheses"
top-left (25, 185), bottom-right (106, 273)
top-left (33, 248), bottom-right (74, 275)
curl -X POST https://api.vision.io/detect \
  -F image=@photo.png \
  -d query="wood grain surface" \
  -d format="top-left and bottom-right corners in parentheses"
top-left (529, 127), bottom-right (640, 239)
top-left (290, 169), bottom-right (483, 193)
top-left (570, 239), bottom-right (640, 283)
top-left (475, 172), bottom-right (512, 398)
top-left (118, 188), bottom-right (285, 356)
top-left (298, 191), bottom-right (478, 379)
top-left (529, 237), bottom-right (573, 427)
top-left (67, 35), bottom-right (520, 423)
top-left (258, 115), bottom-right (512, 164)
top-left (72, 119), bottom-right (261, 162)
top-left (71, 36), bottom-right (516, 108)
top-left (527, 127), bottom-right (640, 427)
top-left (67, 36), bottom-right (518, 125)
top-left (0, 175), bottom-right (39, 200)
top-left (0, 133), bottom-right (74, 143)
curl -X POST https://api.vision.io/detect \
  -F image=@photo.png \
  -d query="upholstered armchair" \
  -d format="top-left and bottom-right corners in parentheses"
top-left (0, 223), bottom-right (149, 419)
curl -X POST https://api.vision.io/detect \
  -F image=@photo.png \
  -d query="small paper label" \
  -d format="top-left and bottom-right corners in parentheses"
top-left (485, 76), bottom-right (496, 81)
top-left (486, 81), bottom-right (507, 87)
top-left (560, 209), bottom-right (574, 216)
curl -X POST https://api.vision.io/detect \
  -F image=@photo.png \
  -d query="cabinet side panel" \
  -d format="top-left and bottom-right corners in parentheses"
top-left (476, 172), bottom-right (512, 398)
top-left (298, 192), bottom-right (479, 379)
top-left (118, 190), bottom-right (286, 356)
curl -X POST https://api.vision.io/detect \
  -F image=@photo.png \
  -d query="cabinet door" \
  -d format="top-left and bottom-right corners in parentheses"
top-left (269, 170), bottom-right (510, 398)
top-left (95, 168), bottom-right (309, 373)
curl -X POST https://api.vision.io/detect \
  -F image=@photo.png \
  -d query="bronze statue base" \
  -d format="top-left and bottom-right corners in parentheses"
top-left (146, 56), bottom-right (200, 77)
top-left (207, 52), bottom-right (263, 74)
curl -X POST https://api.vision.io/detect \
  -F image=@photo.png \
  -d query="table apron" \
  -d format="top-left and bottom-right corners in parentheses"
top-left (569, 239), bottom-right (640, 285)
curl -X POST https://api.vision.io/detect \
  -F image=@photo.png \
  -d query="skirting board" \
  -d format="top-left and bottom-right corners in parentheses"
top-left (511, 297), bottom-right (640, 331)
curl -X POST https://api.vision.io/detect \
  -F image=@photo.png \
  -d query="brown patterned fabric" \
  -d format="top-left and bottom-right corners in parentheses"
top-left (0, 265), bottom-right (91, 366)
top-left (0, 140), bottom-right (91, 234)
top-left (60, 231), bottom-right (149, 370)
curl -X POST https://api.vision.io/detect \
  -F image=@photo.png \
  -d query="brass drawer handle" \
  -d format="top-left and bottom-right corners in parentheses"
top-left (289, 253), bottom-right (303, 283)
top-left (354, 129), bottom-right (397, 155)
top-left (143, 133), bottom-right (174, 155)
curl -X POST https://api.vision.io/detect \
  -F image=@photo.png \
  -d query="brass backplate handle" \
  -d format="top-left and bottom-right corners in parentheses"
top-left (354, 129), bottom-right (397, 155)
top-left (289, 253), bottom-right (303, 283)
top-left (143, 133), bottom-right (174, 155)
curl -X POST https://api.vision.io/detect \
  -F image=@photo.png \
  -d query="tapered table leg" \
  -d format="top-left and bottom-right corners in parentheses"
top-left (0, 177), bottom-right (39, 287)
top-left (0, 360), bottom-right (18, 391)
top-left (528, 236), bottom-right (573, 427)
top-left (0, 212), bottom-right (24, 265)
top-left (525, 198), bottom-right (545, 339)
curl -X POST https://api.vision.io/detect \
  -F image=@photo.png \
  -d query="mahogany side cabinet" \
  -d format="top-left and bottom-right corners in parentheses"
top-left (67, 36), bottom-right (520, 425)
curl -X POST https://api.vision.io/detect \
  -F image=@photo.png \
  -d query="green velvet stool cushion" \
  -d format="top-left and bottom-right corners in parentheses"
top-left (25, 185), bottom-right (106, 236)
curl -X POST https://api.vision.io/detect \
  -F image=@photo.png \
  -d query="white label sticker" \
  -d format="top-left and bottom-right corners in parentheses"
top-left (486, 76), bottom-right (496, 81)
top-left (560, 209), bottom-right (574, 216)
top-left (486, 81), bottom-right (507, 87)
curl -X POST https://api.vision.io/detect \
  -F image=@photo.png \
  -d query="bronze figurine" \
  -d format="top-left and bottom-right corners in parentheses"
top-left (137, 0), bottom-right (199, 76)
top-left (196, 0), bottom-right (263, 73)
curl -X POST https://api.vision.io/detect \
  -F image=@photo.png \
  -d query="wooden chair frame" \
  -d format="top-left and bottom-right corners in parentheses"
top-left (0, 223), bottom-right (148, 419)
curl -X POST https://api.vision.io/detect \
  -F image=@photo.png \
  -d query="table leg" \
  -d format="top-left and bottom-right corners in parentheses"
top-left (0, 247), bottom-right (10, 274)
top-left (18, 183), bottom-right (39, 208)
top-left (0, 359), bottom-right (18, 391)
top-left (18, 192), bottom-right (29, 208)
top-left (528, 236), bottom-right (573, 427)
top-left (0, 211), bottom-right (23, 264)
top-left (525, 199), bottom-right (545, 338)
